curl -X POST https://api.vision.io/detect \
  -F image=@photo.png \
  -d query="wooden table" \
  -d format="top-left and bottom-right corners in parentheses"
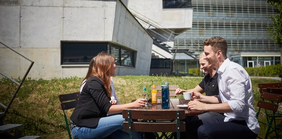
top-left (122, 103), bottom-right (201, 139)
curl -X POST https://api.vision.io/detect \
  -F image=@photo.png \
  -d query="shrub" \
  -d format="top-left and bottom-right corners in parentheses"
top-left (245, 64), bottom-right (282, 77)
top-left (189, 68), bottom-right (200, 76)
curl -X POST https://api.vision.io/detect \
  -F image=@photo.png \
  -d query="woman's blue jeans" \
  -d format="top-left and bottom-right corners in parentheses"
top-left (71, 114), bottom-right (143, 139)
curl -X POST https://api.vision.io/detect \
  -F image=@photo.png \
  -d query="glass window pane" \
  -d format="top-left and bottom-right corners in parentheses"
top-left (163, 0), bottom-right (192, 8)
top-left (121, 49), bottom-right (133, 66)
top-left (61, 42), bottom-right (136, 67)
top-left (61, 42), bottom-right (107, 65)
top-left (110, 45), bottom-right (120, 65)
top-left (151, 59), bottom-right (171, 68)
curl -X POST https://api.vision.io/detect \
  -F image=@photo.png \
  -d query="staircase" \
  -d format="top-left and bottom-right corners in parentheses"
top-left (128, 8), bottom-right (198, 60)
top-left (128, 8), bottom-right (175, 58)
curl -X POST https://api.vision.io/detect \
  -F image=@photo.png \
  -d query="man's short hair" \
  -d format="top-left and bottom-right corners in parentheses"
top-left (203, 36), bottom-right (227, 59)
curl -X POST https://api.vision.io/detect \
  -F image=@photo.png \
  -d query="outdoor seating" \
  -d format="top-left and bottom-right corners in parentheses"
top-left (122, 108), bottom-right (186, 139)
top-left (58, 92), bottom-right (80, 139)
top-left (256, 91), bottom-right (282, 139)
top-left (258, 83), bottom-right (282, 93)
top-left (153, 85), bottom-right (179, 98)
top-left (152, 85), bottom-right (181, 108)
top-left (267, 88), bottom-right (282, 94)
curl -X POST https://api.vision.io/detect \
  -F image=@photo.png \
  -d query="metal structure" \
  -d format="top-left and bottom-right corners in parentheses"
top-left (0, 42), bottom-right (34, 125)
top-left (172, 0), bottom-right (280, 73)
top-left (175, 0), bottom-right (279, 53)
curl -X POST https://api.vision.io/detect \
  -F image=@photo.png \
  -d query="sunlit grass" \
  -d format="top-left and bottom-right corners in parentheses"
top-left (0, 76), bottom-right (281, 138)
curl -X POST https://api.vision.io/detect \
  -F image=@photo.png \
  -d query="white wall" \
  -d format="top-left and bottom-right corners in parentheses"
top-left (0, 0), bottom-right (153, 79)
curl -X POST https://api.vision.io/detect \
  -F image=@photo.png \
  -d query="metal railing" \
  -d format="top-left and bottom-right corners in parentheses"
top-left (0, 42), bottom-right (34, 124)
top-left (128, 7), bottom-right (175, 43)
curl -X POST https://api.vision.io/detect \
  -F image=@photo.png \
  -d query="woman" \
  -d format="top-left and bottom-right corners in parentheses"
top-left (71, 52), bottom-right (146, 139)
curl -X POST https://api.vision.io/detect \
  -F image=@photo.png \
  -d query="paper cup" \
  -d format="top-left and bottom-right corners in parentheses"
top-left (183, 92), bottom-right (192, 100)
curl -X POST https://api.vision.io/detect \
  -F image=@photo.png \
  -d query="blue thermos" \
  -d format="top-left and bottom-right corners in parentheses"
top-left (161, 82), bottom-right (170, 109)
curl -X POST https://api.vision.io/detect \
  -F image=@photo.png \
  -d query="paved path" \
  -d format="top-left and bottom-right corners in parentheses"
top-left (183, 76), bottom-right (282, 82)
top-left (250, 76), bottom-right (282, 81)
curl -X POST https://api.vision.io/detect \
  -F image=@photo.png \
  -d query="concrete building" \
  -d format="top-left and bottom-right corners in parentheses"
top-left (0, 0), bottom-right (194, 78)
top-left (174, 0), bottom-right (281, 74)
top-left (0, 0), bottom-right (154, 79)
top-left (1, 0), bottom-right (279, 79)
top-left (122, 0), bottom-right (194, 75)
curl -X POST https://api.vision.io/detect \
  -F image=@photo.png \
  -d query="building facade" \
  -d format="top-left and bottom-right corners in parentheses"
top-left (1, 0), bottom-right (279, 79)
top-left (122, 0), bottom-right (194, 75)
top-left (0, 0), bottom-right (153, 79)
top-left (174, 0), bottom-right (281, 74)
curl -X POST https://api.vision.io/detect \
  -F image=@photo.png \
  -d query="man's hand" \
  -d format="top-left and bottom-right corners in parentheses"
top-left (188, 100), bottom-right (206, 111)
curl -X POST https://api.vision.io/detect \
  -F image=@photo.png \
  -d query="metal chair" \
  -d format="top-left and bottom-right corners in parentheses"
top-left (122, 109), bottom-right (186, 139)
top-left (258, 83), bottom-right (282, 93)
top-left (256, 91), bottom-right (282, 139)
top-left (58, 92), bottom-right (80, 139)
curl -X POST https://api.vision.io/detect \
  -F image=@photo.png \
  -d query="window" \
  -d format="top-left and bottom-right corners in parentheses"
top-left (109, 43), bottom-right (135, 67)
top-left (163, 0), bottom-right (192, 8)
top-left (247, 61), bottom-right (254, 68)
top-left (151, 59), bottom-right (171, 68)
top-left (61, 41), bottom-right (135, 67)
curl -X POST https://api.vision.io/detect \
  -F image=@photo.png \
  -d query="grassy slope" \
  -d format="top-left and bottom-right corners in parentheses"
top-left (0, 76), bottom-right (280, 138)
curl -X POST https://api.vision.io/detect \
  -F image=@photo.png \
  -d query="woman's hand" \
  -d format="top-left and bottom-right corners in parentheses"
top-left (175, 88), bottom-right (183, 95)
top-left (132, 98), bottom-right (147, 108)
top-left (192, 91), bottom-right (202, 101)
top-left (110, 99), bottom-right (117, 105)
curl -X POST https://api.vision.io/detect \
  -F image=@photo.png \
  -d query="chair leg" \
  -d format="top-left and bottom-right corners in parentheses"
top-left (256, 107), bottom-right (261, 118)
top-left (273, 118), bottom-right (282, 139)
top-left (265, 116), bottom-right (275, 139)
top-left (63, 111), bottom-right (72, 139)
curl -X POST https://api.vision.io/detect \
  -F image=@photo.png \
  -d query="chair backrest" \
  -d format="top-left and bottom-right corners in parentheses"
top-left (58, 92), bottom-right (80, 139)
top-left (257, 91), bottom-right (282, 113)
top-left (152, 85), bottom-right (179, 97)
top-left (256, 91), bottom-right (282, 139)
top-left (258, 83), bottom-right (282, 93)
top-left (258, 83), bottom-right (281, 88)
top-left (267, 88), bottom-right (282, 94)
top-left (122, 109), bottom-right (185, 139)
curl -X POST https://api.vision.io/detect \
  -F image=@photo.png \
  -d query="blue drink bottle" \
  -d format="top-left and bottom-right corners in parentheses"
top-left (161, 84), bottom-right (170, 109)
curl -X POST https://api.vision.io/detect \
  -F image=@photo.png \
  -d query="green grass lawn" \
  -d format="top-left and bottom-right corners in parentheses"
top-left (0, 76), bottom-right (281, 139)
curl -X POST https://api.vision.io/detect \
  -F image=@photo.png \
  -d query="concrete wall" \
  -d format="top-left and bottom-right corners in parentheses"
top-left (113, 1), bottom-right (152, 75)
top-left (122, 0), bottom-right (193, 28)
top-left (0, 0), bottom-right (153, 79)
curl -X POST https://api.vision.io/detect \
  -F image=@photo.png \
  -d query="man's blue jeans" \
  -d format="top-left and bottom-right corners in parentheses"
top-left (71, 114), bottom-right (143, 139)
top-left (185, 113), bottom-right (257, 139)
top-left (198, 115), bottom-right (257, 139)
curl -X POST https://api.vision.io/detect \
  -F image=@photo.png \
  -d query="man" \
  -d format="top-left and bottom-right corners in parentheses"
top-left (176, 52), bottom-right (222, 139)
top-left (175, 52), bottom-right (222, 120)
top-left (175, 52), bottom-right (218, 97)
top-left (188, 36), bottom-right (260, 139)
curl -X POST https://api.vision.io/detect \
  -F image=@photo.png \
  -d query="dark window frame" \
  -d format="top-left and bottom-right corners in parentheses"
top-left (61, 41), bottom-right (136, 67)
top-left (163, 0), bottom-right (192, 9)
top-left (150, 58), bottom-right (172, 68)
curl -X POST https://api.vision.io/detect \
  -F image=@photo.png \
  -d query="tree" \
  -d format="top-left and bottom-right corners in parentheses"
top-left (267, 0), bottom-right (282, 64)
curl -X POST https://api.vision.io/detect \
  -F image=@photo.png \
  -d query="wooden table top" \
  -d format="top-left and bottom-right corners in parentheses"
top-left (124, 102), bottom-right (202, 116)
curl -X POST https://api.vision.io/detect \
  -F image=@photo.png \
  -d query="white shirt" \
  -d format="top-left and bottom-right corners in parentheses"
top-left (80, 79), bottom-right (87, 93)
top-left (111, 77), bottom-right (119, 104)
top-left (217, 58), bottom-right (260, 134)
